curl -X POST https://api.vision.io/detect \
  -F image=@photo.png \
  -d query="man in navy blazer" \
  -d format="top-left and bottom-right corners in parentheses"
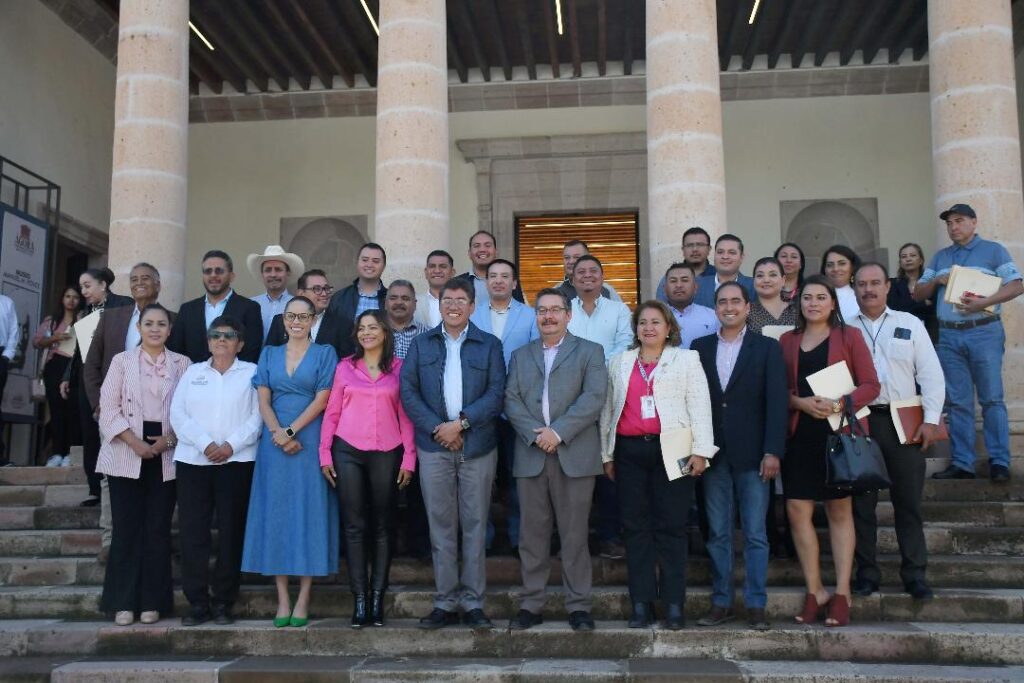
top-left (691, 281), bottom-right (787, 630)
top-left (693, 234), bottom-right (755, 309)
top-left (168, 250), bottom-right (262, 364)
top-left (400, 277), bottom-right (506, 630)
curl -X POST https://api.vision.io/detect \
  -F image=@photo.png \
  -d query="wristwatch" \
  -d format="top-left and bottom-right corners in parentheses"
top-left (459, 412), bottom-right (471, 431)
top-left (284, 426), bottom-right (296, 438)
top-left (831, 400), bottom-right (842, 414)
top-left (165, 434), bottom-right (177, 449)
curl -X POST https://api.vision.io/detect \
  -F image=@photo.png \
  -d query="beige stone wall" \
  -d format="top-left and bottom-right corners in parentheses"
top-left (187, 95), bottom-right (935, 300)
top-left (0, 0), bottom-right (115, 231)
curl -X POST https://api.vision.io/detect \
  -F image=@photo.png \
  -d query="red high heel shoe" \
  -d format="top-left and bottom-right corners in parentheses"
top-left (795, 593), bottom-right (830, 624)
top-left (825, 594), bottom-right (850, 627)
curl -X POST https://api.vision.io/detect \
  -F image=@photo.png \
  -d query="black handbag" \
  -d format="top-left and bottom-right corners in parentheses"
top-left (825, 394), bottom-right (890, 493)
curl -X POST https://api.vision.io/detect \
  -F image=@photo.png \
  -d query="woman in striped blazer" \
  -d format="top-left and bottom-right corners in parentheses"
top-left (96, 304), bottom-right (191, 626)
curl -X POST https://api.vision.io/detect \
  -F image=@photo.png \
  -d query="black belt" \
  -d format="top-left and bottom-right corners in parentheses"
top-left (939, 316), bottom-right (1000, 330)
top-left (619, 433), bottom-right (660, 442)
top-left (868, 404), bottom-right (890, 413)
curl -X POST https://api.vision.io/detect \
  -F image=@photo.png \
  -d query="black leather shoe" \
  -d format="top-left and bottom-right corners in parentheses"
top-left (664, 603), bottom-right (685, 631)
top-left (568, 610), bottom-right (595, 632)
top-left (905, 580), bottom-right (934, 601)
top-left (212, 604), bottom-right (233, 626)
top-left (991, 465), bottom-right (1011, 482)
top-left (509, 609), bottom-right (543, 630)
top-left (747, 607), bottom-right (769, 631)
top-left (463, 608), bottom-right (494, 629)
top-left (370, 590), bottom-right (385, 627)
top-left (181, 607), bottom-right (210, 627)
top-left (696, 605), bottom-right (734, 627)
top-left (351, 593), bottom-right (368, 629)
top-left (418, 607), bottom-right (458, 630)
top-left (932, 464), bottom-right (975, 480)
top-left (79, 497), bottom-right (100, 507)
top-left (851, 578), bottom-right (879, 596)
top-left (628, 602), bottom-right (652, 628)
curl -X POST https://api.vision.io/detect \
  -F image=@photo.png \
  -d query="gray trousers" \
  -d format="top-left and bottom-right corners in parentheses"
top-left (418, 448), bottom-right (497, 611)
top-left (517, 455), bottom-right (595, 614)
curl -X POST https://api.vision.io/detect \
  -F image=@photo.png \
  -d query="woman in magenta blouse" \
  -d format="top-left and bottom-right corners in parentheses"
top-left (320, 310), bottom-right (416, 628)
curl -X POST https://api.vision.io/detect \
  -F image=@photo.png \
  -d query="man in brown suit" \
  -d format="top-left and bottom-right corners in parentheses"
top-left (83, 262), bottom-right (168, 560)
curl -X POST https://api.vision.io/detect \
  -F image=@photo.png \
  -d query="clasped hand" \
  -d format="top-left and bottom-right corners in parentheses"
top-left (432, 421), bottom-right (463, 452)
top-left (801, 395), bottom-right (836, 420)
top-left (271, 427), bottom-right (301, 455)
top-left (130, 435), bottom-right (167, 460)
top-left (533, 426), bottom-right (560, 454)
top-left (203, 442), bottom-right (234, 464)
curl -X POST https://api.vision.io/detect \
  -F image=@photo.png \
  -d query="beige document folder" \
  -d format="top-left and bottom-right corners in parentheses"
top-left (944, 265), bottom-right (1001, 314)
top-left (660, 427), bottom-right (693, 481)
top-left (806, 360), bottom-right (871, 430)
top-left (760, 325), bottom-right (794, 341)
top-left (72, 310), bottom-right (102, 362)
top-left (54, 332), bottom-right (77, 357)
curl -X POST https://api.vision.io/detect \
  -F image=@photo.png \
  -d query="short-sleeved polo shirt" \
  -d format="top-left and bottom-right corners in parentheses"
top-left (918, 235), bottom-right (1021, 322)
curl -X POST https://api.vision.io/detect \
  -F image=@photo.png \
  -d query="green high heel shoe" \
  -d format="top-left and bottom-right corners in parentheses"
top-left (289, 614), bottom-right (309, 627)
top-left (273, 613), bottom-right (291, 628)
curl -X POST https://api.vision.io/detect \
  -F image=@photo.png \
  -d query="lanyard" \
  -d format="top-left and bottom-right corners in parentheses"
top-left (636, 358), bottom-right (658, 396)
top-left (858, 312), bottom-right (888, 354)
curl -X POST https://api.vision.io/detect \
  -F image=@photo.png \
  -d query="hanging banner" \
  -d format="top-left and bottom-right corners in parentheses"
top-left (0, 204), bottom-right (49, 419)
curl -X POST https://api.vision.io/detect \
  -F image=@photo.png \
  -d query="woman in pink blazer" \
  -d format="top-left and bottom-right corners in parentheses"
top-left (96, 304), bottom-right (190, 626)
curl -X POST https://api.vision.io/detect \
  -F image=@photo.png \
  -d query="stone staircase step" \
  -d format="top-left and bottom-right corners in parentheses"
top-left (0, 530), bottom-right (100, 557)
top-left (1, 584), bottom-right (1020, 624)
top-left (0, 656), bottom-right (1012, 683)
top-left (4, 619), bottom-right (1024, 666)
top-left (811, 526), bottom-right (1024, 556)
top-left (875, 501), bottom-right (1024, 527)
top-left (0, 485), bottom-right (91, 508)
top-left (0, 507), bottom-right (99, 531)
top-left (882, 480), bottom-right (1024, 502)
top-left (3, 553), bottom-right (1023, 589)
top-left (0, 468), bottom-right (87, 486)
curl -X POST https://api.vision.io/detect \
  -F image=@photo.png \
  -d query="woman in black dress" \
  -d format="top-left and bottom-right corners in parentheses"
top-left (887, 242), bottom-right (937, 341)
top-left (778, 275), bottom-right (880, 628)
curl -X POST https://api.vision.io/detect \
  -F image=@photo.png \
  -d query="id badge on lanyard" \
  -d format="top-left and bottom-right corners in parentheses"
top-left (638, 360), bottom-right (657, 419)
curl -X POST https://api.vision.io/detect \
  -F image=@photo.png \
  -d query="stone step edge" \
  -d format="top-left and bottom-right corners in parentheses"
top-left (5, 656), bottom-right (1020, 683)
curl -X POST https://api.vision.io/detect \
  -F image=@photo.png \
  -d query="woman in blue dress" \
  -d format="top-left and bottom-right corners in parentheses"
top-left (242, 296), bottom-right (339, 627)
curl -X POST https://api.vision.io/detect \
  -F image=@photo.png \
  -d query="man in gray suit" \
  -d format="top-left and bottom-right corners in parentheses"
top-left (504, 288), bottom-right (608, 632)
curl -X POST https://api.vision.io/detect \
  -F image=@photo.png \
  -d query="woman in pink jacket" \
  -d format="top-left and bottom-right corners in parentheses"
top-left (96, 304), bottom-right (190, 626)
top-left (320, 310), bottom-right (416, 629)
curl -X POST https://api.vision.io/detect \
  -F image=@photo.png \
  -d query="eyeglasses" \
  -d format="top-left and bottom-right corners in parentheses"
top-left (536, 306), bottom-right (568, 316)
top-left (307, 285), bottom-right (333, 295)
top-left (207, 331), bottom-right (239, 341)
top-left (202, 267), bottom-right (228, 276)
top-left (441, 297), bottom-right (470, 307)
top-left (284, 312), bottom-right (314, 322)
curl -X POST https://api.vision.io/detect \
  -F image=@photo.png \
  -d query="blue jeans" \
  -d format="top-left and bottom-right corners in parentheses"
top-left (703, 462), bottom-right (770, 609)
top-left (937, 323), bottom-right (1009, 472)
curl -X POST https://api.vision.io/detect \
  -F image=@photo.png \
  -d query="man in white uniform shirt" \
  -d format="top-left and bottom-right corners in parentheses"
top-left (170, 315), bottom-right (262, 626)
top-left (850, 263), bottom-right (945, 601)
top-left (0, 293), bottom-right (18, 466)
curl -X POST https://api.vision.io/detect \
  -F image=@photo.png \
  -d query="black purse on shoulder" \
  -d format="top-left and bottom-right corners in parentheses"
top-left (825, 394), bottom-right (890, 493)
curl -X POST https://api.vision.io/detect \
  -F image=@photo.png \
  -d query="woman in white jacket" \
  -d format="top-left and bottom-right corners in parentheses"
top-left (600, 300), bottom-right (717, 630)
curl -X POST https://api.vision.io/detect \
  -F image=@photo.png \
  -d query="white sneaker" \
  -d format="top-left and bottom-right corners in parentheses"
top-left (45, 455), bottom-right (63, 468)
top-left (60, 455), bottom-right (72, 467)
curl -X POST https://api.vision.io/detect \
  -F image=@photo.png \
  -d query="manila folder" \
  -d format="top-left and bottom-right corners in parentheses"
top-left (805, 360), bottom-right (871, 431)
top-left (72, 310), bottom-right (102, 362)
top-left (945, 265), bottom-right (1001, 314)
top-left (660, 427), bottom-right (693, 481)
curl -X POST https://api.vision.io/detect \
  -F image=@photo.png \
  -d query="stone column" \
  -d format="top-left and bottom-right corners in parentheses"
top-left (929, 0), bottom-right (1024, 429)
top-left (375, 0), bottom-right (449, 285)
top-left (107, 0), bottom-right (190, 310)
top-left (645, 0), bottom-right (727, 292)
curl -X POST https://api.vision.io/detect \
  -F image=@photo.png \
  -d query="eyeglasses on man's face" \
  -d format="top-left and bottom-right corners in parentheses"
top-left (284, 312), bottom-right (314, 322)
top-left (307, 285), bottom-right (333, 295)
top-left (536, 306), bottom-right (568, 316)
top-left (202, 267), bottom-right (228, 276)
top-left (207, 330), bottom-right (239, 341)
top-left (441, 297), bottom-right (471, 308)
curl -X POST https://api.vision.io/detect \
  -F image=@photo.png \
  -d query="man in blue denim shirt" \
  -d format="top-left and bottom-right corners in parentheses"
top-left (400, 278), bottom-right (506, 629)
top-left (915, 204), bottom-right (1023, 481)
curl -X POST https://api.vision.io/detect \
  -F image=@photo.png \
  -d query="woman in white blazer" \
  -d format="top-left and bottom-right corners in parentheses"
top-left (96, 304), bottom-right (190, 626)
top-left (600, 300), bottom-right (717, 630)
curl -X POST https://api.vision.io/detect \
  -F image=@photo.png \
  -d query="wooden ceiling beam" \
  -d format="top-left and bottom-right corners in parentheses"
top-left (260, 0), bottom-right (334, 89)
top-left (453, 0), bottom-right (491, 82)
top-left (814, 0), bottom-right (858, 66)
top-left (447, 17), bottom-right (470, 83)
top-left (482, 0), bottom-right (512, 80)
top-left (596, 0), bottom-right (608, 76)
top-left (285, 0), bottom-right (354, 88)
top-left (792, 0), bottom-right (831, 68)
top-left (210, 0), bottom-right (289, 90)
top-left (720, 1), bottom-right (749, 71)
top-left (188, 47), bottom-right (225, 94)
top-left (741, 0), bottom-right (772, 70)
top-left (191, 45), bottom-right (244, 94)
top-left (541, 0), bottom-right (561, 78)
top-left (515, 2), bottom-right (537, 80)
top-left (189, 6), bottom-right (268, 92)
top-left (622, 0), bottom-right (634, 75)
top-left (890, 11), bottom-right (926, 64)
top-left (230, 0), bottom-right (308, 90)
top-left (768, 0), bottom-right (803, 69)
top-left (329, 0), bottom-right (378, 77)
top-left (315, 0), bottom-right (375, 86)
top-left (862, 0), bottom-right (916, 65)
top-left (840, 0), bottom-right (890, 65)
top-left (568, 0), bottom-right (582, 77)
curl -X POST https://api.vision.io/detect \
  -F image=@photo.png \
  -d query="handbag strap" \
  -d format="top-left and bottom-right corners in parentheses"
top-left (842, 393), bottom-right (867, 436)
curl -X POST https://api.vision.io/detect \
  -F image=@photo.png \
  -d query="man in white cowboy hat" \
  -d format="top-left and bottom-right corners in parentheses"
top-left (247, 245), bottom-right (305, 338)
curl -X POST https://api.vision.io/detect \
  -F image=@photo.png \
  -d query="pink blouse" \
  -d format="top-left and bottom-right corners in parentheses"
top-left (34, 317), bottom-right (72, 364)
top-left (616, 359), bottom-right (663, 437)
top-left (318, 357), bottom-right (417, 471)
top-left (139, 350), bottom-right (172, 422)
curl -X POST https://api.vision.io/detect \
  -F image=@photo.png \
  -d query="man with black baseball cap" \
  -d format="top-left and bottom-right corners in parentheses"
top-left (915, 204), bottom-right (1023, 482)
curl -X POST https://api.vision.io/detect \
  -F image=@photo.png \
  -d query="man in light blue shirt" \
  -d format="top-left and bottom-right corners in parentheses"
top-left (663, 263), bottom-right (720, 348)
top-left (567, 256), bottom-right (632, 363)
top-left (915, 204), bottom-right (1023, 482)
top-left (247, 246), bottom-right (304, 338)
